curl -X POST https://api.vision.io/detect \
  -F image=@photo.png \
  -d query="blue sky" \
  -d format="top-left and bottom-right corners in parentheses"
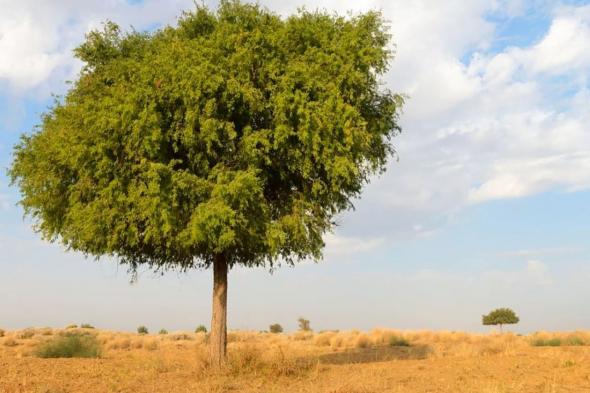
top-left (1, 0), bottom-right (589, 333)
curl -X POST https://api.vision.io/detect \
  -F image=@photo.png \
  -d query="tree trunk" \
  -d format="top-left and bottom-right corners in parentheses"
top-left (209, 254), bottom-right (228, 368)
top-left (499, 324), bottom-right (503, 334)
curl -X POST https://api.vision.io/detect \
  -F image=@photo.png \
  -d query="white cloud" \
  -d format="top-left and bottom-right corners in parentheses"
top-left (323, 233), bottom-right (385, 256)
top-left (498, 246), bottom-right (582, 258)
top-left (0, 0), bottom-right (194, 93)
top-left (526, 259), bottom-right (552, 286)
top-left (355, 1), bottom-right (590, 228)
top-left (526, 6), bottom-right (590, 74)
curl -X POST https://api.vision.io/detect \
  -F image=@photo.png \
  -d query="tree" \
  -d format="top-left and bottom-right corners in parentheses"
top-left (482, 308), bottom-right (520, 333)
top-left (269, 323), bottom-right (283, 334)
top-left (297, 317), bottom-right (311, 332)
top-left (9, 1), bottom-right (402, 367)
top-left (195, 325), bottom-right (208, 333)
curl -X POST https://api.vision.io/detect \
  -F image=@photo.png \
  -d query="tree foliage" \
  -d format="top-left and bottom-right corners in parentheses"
top-left (269, 323), bottom-right (283, 333)
top-left (482, 308), bottom-right (520, 326)
top-left (297, 317), bottom-right (311, 331)
top-left (9, 1), bottom-right (402, 273)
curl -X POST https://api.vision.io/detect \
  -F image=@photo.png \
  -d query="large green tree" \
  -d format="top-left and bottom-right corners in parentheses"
top-left (9, 1), bottom-right (402, 366)
top-left (482, 308), bottom-right (520, 333)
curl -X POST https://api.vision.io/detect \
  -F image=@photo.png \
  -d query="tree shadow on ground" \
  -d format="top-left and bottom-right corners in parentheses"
top-left (318, 345), bottom-right (432, 365)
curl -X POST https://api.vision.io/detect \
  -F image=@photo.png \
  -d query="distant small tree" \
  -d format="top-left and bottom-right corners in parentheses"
top-left (158, 329), bottom-right (168, 335)
top-left (137, 326), bottom-right (149, 335)
top-left (297, 317), bottom-right (311, 332)
top-left (195, 325), bottom-right (208, 333)
top-left (482, 308), bottom-right (519, 333)
top-left (269, 323), bottom-right (283, 333)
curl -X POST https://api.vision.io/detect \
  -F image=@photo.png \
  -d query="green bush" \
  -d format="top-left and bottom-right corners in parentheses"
top-left (388, 336), bottom-right (410, 347)
top-left (531, 338), bottom-right (562, 347)
top-left (565, 336), bottom-right (586, 346)
top-left (269, 324), bottom-right (283, 334)
top-left (36, 332), bottom-right (101, 358)
top-left (158, 329), bottom-right (168, 335)
top-left (80, 323), bottom-right (95, 329)
top-left (137, 326), bottom-right (149, 335)
top-left (195, 325), bottom-right (207, 333)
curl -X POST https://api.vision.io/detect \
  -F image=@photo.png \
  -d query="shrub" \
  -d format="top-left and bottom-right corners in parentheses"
top-left (108, 338), bottom-right (131, 350)
top-left (144, 339), bottom-right (158, 350)
top-left (39, 327), bottom-right (53, 336)
top-left (531, 338), bottom-right (562, 347)
top-left (195, 325), bottom-right (208, 333)
top-left (355, 334), bottom-right (372, 348)
top-left (314, 331), bottom-right (336, 346)
top-left (169, 333), bottom-right (193, 341)
top-left (329, 335), bottom-right (344, 349)
top-left (269, 324), bottom-right (283, 334)
top-left (0, 329), bottom-right (4, 337)
top-left (389, 336), bottom-right (410, 347)
top-left (3, 338), bottom-right (17, 347)
top-left (158, 329), bottom-right (168, 335)
top-left (137, 326), bottom-right (149, 335)
top-left (132, 338), bottom-right (143, 349)
top-left (80, 323), bottom-right (95, 329)
top-left (66, 324), bottom-right (78, 329)
top-left (565, 336), bottom-right (586, 346)
top-left (36, 332), bottom-right (101, 358)
top-left (16, 329), bottom-right (35, 339)
top-left (297, 317), bottom-right (311, 332)
top-left (293, 331), bottom-right (313, 341)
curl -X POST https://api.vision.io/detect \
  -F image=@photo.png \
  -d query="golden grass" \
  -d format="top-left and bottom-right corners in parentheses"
top-left (0, 328), bottom-right (589, 392)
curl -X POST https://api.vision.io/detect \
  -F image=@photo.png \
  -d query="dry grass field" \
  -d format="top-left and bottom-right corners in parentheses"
top-left (1, 327), bottom-right (590, 393)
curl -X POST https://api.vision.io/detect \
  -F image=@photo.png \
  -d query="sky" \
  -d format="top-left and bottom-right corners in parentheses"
top-left (1, 0), bottom-right (589, 334)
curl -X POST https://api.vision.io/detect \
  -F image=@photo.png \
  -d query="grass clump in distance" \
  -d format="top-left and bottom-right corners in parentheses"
top-left (389, 336), bottom-right (410, 347)
top-left (36, 332), bottom-right (101, 358)
top-left (531, 338), bottom-right (562, 347)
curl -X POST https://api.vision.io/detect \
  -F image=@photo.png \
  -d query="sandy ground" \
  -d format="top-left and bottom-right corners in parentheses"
top-left (1, 329), bottom-right (589, 393)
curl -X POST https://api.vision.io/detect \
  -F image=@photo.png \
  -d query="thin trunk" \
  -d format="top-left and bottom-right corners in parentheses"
top-left (499, 324), bottom-right (503, 334)
top-left (209, 254), bottom-right (228, 368)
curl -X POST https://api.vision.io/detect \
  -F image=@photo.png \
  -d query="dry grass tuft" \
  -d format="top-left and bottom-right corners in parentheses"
top-left (314, 331), bottom-right (337, 346)
top-left (168, 332), bottom-right (194, 341)
top-left (16, 329), bottom-right (35, 340)
top-left (144, 339), bottom-right (159, 351)
top-left (3, 337), bottom-right (18, 347)
top-left (38, 327), bottom-right (53, 336)
top-left (108, 337), bottom-right (131, 350)
top-left (292, 331), bottom-right (313, 341)
top-left (354, 334), bottom-right (372, 349)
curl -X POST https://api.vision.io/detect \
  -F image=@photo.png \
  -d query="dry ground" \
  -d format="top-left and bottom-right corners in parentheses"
top-left (1, 328), bottom-right (590, 393)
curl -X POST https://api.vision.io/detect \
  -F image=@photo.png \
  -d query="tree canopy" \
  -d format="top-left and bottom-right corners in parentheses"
top-left (9, 0), bottom-right (402, 272)
top-left (482, 308), bottom-right (520, 327)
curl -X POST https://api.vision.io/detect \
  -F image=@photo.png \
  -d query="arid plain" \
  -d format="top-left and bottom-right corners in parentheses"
top-left (1, 327), bottom-right (589, 393)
